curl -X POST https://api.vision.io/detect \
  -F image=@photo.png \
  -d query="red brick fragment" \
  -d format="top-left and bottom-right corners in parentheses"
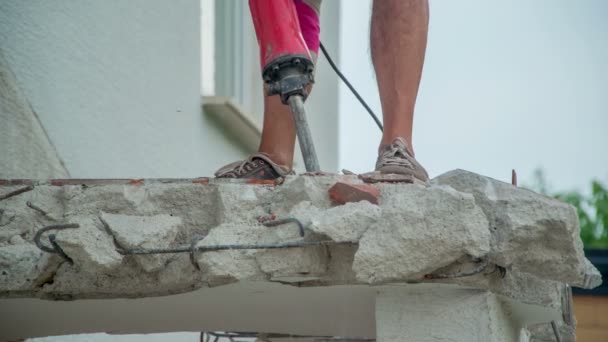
top-left (246, 179), bottom-right (278, 185)
top-left (328, 182), bottom-right (380, 205)
top-left (128, 179), bottom-right (144, 185)
top-left (192, 178), bottom-right (210, 184)
top-left (50, 179), bottom-right (66, 186)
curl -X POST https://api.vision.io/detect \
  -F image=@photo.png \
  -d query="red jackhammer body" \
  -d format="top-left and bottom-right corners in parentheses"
top-left (249, 0), bottom-right (320, 172)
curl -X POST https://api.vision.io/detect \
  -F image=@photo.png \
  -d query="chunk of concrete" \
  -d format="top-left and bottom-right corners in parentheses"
top-left (100, 212), bottom-right (182, 272)
top-left (197, 249), bottom-right (263, 286)
top-left (527, 321), bottom-right (575, 342)
top-left (194, 219), bottom-right (329, 285)
top-left (309, 201), bottom-right (381, 242)
top-left (354, 184), bottom-right (491, 283)
top-left (193, 223), bottom-right (268, 286)
top-left (432, 169), bottom-right (597, 288)
top-left (256, 246), bottom-right (328, 282)
top-left (0, 244), bottom-right (49, 291)
top-left (8, 235), bottom-right (25, 245)
top-left (54, 217), bottom-right (123, 273)
top-left (215, 183), bottom-right (267, 223)
top-left (582, 258), bottom-right (602, 289)
top-left (282, 176), bottom-right (332, 204)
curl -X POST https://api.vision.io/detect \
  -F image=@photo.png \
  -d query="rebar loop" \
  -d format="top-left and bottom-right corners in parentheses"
top-left (34, 223), bottom-right (80, 263)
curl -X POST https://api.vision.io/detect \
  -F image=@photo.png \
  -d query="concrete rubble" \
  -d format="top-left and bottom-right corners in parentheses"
top-left (0, 169), bottom-right (602, 340)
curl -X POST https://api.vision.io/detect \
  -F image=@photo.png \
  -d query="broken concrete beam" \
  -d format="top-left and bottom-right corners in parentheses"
top-left (0, 171), bottom-right (599, 302)
top-left (0, 171), bottom-right (600, 341)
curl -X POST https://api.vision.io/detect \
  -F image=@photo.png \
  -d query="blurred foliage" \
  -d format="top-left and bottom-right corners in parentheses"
top-left (529, 169), bottom-right (608, 249)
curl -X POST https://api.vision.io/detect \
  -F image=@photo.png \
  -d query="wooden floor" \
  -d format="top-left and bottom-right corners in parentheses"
top-left (574, 295), bottom-right (608, 341)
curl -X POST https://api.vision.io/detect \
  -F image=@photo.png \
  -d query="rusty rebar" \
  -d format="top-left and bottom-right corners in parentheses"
top-left (0, 185), bottom-right (34, 201)
top-left (262, 217), bottom-right (306, 237)
top-left (118, 239), bottom-right (354, 256)
top-left (26, 201), bottom-right (55, 220)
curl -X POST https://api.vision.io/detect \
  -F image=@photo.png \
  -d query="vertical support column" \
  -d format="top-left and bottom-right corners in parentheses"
top-left (375, 285), bottom-right (520, 342)
top-left (201, 0), bottom-right (216, 96)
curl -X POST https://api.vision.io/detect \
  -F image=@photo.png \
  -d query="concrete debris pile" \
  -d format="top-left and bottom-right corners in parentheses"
top-left (0, 169), bottom-right (601, 341)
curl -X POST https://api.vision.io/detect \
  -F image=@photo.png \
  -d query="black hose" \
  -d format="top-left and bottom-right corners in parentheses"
top-left (319, 42), bottom-right (383, 132)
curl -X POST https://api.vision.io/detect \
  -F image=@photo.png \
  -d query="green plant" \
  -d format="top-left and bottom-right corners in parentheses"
top-left (528, 169), bottom-right (608, 249)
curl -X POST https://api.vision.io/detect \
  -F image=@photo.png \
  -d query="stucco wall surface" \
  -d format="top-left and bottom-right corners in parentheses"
top-left (0, 0), bottom-right (244, 178)
top-left (0, 50), bottom-right (68, 179)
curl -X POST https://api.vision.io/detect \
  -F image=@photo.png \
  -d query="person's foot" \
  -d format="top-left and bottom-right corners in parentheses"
top-left (375, 137), bottom-right (428, 182)
top-left (214, 153), bottom-right (293, 180)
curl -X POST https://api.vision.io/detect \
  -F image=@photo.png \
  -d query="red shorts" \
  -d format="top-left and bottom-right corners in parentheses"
top-left (294, 0), bottom-right (321, 54)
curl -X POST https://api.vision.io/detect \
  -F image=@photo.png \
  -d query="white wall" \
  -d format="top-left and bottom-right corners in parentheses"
top-left (0, 0), bottom-right (245, 179)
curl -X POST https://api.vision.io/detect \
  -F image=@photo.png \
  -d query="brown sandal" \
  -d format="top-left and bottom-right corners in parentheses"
top-left (214, 153), bottom-right (293, 180)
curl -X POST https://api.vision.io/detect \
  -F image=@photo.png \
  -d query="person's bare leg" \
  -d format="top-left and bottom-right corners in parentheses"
top-left (257, 79), bottom-right (315, 170)
top-left (213, 90), bottom-right (297, 179)
top-left (257, 89), bottom-right (297, 169)
top-left (216, 0), bottom-right (319, 178)
top-left (258, 1), bottom-right (320, 170)
top-left (371, 0), bottom-right (428, 156)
